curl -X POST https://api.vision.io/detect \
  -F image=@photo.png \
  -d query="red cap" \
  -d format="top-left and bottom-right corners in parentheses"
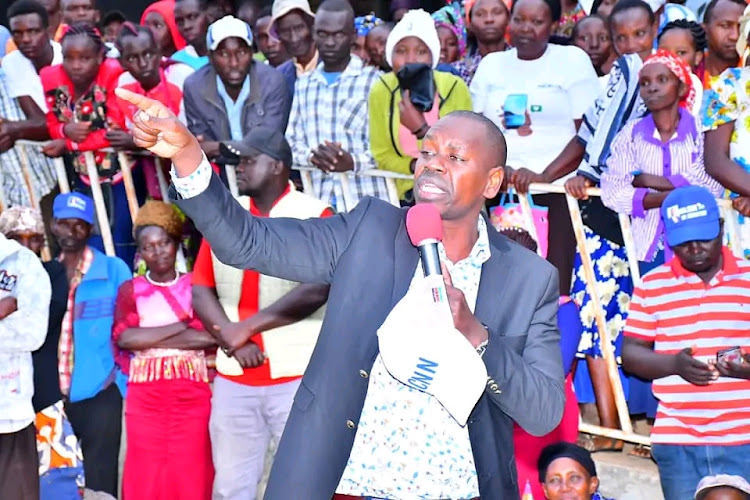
top-left (406, 203), bottom-right (443, 246)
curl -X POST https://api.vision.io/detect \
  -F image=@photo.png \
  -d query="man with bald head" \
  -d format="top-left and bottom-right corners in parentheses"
top-left (116, 84), bottom-right (565, 499)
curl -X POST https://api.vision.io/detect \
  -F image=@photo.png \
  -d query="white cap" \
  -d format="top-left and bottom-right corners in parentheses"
top-left (377, 276), bottom-right (488, 426)
top-left (385, 9), bottom-right (441, 70)
top-left (270, 0), bottom-right (315, 38)
top-left (206, 15), bottom-right (253, 51)
top-left (695, 475), bottom-right (750, 499)
top-left (644, 0), bottom-right (666, 12)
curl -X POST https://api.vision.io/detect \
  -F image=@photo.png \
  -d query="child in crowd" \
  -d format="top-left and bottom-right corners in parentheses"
top-left (602, 49), bottom-right (722, 270)
top-left (657, 19), bottom-right (707, 114)
top-left (40, 23), bottom-right (144, 267)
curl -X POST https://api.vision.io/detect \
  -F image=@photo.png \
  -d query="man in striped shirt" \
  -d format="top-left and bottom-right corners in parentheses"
top-left (623, 186), bottom-right (750, 500)
top-left (285, 0), bottom-right (389, 213)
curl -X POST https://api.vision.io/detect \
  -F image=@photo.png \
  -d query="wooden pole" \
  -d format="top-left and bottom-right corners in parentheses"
top-left (566, 193), bottom-right (634, 434)
top-left (337, 173), bottom-right (355, 212)
top-left (518, 192), bottom-right (543, 257)
top-left (154, 157), bottom-right (170, 203)
top-left (83, 152), bottom-right (116, 256)
top-left (17, 145), bottom-right (39, 208)
top-left (579, 423), bottom-right (650, 446)
top-left (53, 157), bottom-right (70, 193)
top-left (117, 152), bottom-right (139, 223)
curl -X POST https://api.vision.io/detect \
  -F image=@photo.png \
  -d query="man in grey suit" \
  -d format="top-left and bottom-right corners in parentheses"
top-left (116, 86), bottom-right (565, 500)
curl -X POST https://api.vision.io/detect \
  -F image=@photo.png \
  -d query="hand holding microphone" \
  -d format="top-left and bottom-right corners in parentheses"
top-left (406, 204), bottom-right (489, 348)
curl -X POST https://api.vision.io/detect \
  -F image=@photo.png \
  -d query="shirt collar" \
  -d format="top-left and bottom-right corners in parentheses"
top-left (634, 107), bottom-right (695, 145)
top-left (294, 50), bottom-right (319, 76)
top-left (249, 182), bottom-right (294, 216)
top-left (438, 216), bottom-right (491, 267)
top-left (215, 74), bottom-right (250, 104)
top-left (668, 246), bottom-right (740, 282)
top-left (311, 55), bottom-right (364, 85)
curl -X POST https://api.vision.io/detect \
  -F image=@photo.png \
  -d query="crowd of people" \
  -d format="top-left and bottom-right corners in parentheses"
top-left (0, 0), bottom-right (750, 498)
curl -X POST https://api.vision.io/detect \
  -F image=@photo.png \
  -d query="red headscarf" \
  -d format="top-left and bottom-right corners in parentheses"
top-left (641, 49), bottom-right (696, 111)
top-left (140, 0), bottom-right (187, 52)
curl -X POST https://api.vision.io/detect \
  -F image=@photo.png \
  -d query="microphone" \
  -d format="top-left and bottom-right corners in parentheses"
top-left (406, 203), bottom-right (447, 306)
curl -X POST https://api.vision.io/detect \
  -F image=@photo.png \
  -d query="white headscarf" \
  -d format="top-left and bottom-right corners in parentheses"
top-left (385, 9), bottom-right (441, 69)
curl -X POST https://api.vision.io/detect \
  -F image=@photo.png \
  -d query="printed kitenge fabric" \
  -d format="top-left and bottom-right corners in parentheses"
top-left (703, 67), bottom-right (750, 257)
top-left (40, 58), bottom-right (125, 185)
top-left (36, 401), bottom-right (85, 496)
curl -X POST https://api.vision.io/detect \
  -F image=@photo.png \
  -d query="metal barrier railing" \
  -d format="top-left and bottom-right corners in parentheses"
top-left (8, 139), bottom-right (747, 448)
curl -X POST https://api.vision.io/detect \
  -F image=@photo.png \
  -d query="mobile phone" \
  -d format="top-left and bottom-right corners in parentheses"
top-left (717, 346), bottom-right (744, 364)
top-left (503, 94), bottom-right (528, 129)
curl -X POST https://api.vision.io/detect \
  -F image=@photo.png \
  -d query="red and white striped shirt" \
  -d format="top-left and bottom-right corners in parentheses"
top-left (625, 247), bottom-right (750, 445)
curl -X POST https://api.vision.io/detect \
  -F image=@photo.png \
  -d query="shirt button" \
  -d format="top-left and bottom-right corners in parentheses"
top-left (346, 420), bottom-right (356, 429)
top-left (359, 369), bottom-right (368, 378)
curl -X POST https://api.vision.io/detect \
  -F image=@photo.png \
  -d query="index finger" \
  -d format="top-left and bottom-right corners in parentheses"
top-left (114, 87), bottom-right (155, 109)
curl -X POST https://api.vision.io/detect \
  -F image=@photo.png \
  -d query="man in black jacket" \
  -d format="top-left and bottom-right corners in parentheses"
top-left (117, 85), bottom-right (565, 500)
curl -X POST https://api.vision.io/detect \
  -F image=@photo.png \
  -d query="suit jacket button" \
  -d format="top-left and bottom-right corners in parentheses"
top-left (359, 369), bottom-right (368, 378)
top-left (346, 420), bottom-right (356, 429)
top-left (490, 383), bottom-right (499, 392)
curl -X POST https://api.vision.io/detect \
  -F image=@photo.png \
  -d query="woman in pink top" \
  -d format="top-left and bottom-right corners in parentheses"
top-left (112, 201), bottom-right (216, 500)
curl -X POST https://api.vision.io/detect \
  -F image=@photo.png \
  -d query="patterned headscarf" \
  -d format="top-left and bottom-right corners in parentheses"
top-left (355, 14), bottom-right (384, 37)
top-left (0, 206), bottom-right (45, 236)
top-left (432, 3), bottom-right (468, 58)
top-left (641, 49), bottom-right (696, 110)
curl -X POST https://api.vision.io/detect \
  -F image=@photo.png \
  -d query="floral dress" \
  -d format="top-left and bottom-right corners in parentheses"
top-left (703, 67), bottom-right (750, 256)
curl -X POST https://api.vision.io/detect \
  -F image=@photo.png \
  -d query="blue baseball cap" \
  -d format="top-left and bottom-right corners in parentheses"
top-left (53, 192), bottom-right (95, 225)
top-left (661, 186), bottom-right (720, 247)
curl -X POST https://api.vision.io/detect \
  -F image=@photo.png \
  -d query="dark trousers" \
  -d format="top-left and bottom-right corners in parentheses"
top-left (532, 193), bottom-right (576, 296)
top-left (65, 383), bottom-right (122, 496)
top-left (0, 423), bottom-right (39, 499)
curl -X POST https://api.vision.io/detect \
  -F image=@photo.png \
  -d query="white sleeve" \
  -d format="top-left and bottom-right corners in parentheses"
top-left (564, 47), bottom-right (602, 119)
top-left (170, 153), bottom-right (212, 198)
top-left (0, 251), bottom-right (50, 353)
top-left (1, 54), bottom-right (31, 99)
top-left (469, 56), bottom-right (491, 114)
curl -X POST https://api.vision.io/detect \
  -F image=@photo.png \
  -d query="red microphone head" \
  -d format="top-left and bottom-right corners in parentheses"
top-left (406, 203), bottom-right (443, 246)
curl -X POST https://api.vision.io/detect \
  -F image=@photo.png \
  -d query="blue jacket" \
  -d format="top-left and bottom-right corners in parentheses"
top-left (277, 59), bottom-right (296, 102)
top-left (68, 248), bottom-right (130, 403)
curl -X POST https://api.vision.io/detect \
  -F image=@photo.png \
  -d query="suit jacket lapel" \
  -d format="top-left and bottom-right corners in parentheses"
top-left (392, 213), bottom-right (419, 306)
top-left (474, 227), bottom-right (515, 335)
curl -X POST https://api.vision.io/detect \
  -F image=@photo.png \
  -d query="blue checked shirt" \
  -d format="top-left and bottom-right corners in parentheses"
top-left (0, 69), bottom-right (58, 207)
top-left (285, 56), bottom-right (389, 212)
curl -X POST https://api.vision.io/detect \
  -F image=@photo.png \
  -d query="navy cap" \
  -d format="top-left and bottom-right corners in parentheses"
top-left (219, 127), bottom-right (293, 167)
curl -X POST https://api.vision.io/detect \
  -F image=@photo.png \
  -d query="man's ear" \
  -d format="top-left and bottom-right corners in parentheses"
top-left (484, 166), bottom-right (503, 200)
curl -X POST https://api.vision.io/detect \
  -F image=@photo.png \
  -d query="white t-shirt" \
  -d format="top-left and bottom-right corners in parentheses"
top-left (470, 44), bottom-right (600, 183)
top-left (1, 40), bottom-right (62, 112)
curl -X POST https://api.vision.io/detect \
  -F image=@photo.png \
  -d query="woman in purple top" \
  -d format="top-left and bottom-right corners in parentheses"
top-left (601, 49), bottom-right (722, 267)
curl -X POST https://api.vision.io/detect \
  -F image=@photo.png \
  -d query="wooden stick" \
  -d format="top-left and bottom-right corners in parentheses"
top-left (117, 152), bottom-right (139, 223)
top-left (0, 177), bottom-right (6, 213)
top-left (53, 157), bottom-right (70, 193)
top-left (154, 157), bottom-right (170, 203)
top-left (579, 423), bottom-right (651, 446)
top-left (225, 164), bottom-right (239, 198)
top-left (618, 214), bottom-right (641, 287)
top-left (84, 152), bottom-right (116, 256)
top-left (566, 194), bottom-right (634, 434)
top-left (17, 145), bottom-right (39, 208)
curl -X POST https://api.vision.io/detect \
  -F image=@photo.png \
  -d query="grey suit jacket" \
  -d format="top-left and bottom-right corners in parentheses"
top-left (182, 60), bottom-right (291, 142)
top-left (174, 174), bottom-right (565, 500)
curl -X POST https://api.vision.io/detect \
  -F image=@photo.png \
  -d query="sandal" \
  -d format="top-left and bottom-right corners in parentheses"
top-left (628, 444), bottom-right (653, 460)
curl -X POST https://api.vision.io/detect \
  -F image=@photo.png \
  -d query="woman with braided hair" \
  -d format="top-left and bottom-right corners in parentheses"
top-left (40, 22), bottom-right (145, 267)
top-left (658, 19), bottom-right (707, 115)
top-left (112, 200), bottom-right (216, 499)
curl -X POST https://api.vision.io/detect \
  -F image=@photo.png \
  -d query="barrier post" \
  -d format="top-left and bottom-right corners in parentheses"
top-left (53, 157), bottom-right (70, 193)
top-left (154, 157), bottom-right (171, 203)
top-left (225, 164), bottom-right (240, 198)
top-left (566, 193), bottom-right (634, 435)
top-left (83, 152), bottom-right (116, 256)
top-left (117, 152), bottom-right (140, 222)
top-left (618, 214), bottom-right (642, 287)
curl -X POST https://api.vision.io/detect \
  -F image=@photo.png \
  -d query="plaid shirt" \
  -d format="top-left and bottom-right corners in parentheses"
top-left (286, 56), bottom-right (389, 212)
top-left (0, 68), bottom-right (58, 207)
top-left (58, 247), bottom-right (93, 397)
